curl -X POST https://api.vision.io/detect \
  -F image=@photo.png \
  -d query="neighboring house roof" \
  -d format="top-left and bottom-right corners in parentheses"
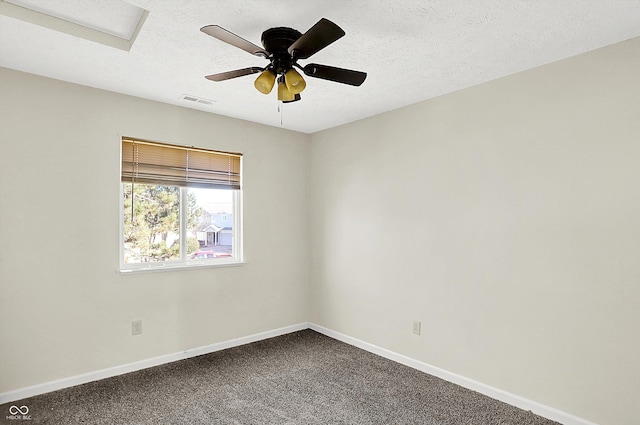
top-left (202, 224), bottom-right (222, 233)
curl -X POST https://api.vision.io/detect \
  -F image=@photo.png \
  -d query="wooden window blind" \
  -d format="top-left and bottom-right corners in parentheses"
top-left (121, 138), bottom-right (242, 190)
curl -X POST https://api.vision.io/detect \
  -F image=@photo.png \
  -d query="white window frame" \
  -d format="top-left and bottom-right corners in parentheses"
top-left (118, 138), bottom-right (244, 273)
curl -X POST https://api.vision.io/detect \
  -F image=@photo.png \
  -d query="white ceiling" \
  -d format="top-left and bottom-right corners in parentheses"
top-left (1, 1), bottom-right (639, 134)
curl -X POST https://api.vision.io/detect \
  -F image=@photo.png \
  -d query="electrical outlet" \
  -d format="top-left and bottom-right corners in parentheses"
top-left (132, 320), bottom-right (143, 336)
top-left (412, 320), bottom-right (421, 335)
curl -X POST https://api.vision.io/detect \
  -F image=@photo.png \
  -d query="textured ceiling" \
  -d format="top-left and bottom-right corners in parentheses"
top-left (1, 0), bottom-right (639, 133)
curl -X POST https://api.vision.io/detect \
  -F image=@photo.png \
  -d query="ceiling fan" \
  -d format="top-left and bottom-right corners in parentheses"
top-left (200, 18), bottom-right (367, 103)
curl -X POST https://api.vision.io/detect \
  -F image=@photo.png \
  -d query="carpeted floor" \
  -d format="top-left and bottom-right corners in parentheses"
top-left (1, 330), bottom-right (560, 424)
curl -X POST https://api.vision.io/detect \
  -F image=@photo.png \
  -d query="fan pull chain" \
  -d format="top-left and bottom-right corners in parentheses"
top-left (277, 100), bottom-right (284, 126)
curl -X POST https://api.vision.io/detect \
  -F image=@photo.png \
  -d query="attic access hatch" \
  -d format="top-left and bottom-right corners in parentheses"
top-left (0, 0), bottom-right (148, 50)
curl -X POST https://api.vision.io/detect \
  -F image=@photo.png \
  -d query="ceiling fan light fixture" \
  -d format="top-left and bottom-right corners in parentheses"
top-left (283, 94), bottom-right (302, 104)
top-left (254, 70), bottom-right (276, 94)
top-left (277, 81), bottom-right (295, 102)
top-left (284, 68), bottom-right (306, 94)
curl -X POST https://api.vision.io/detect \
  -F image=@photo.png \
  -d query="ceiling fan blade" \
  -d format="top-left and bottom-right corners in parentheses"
top-left (288, 18), bottom-right (345, 60)
top-left (302, 64), bottom-right (367, 86)
top-left (201, 25), bottom-right (268, 57)
top-left (205, 67), bottom-right (264, 82)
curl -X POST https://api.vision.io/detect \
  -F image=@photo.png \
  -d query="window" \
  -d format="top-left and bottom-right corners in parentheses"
top-left (120, 137), bottom-right (242, 272)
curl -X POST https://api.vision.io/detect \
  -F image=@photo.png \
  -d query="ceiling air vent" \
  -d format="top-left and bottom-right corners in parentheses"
top-left (180, 94), bottom-right (215, 106)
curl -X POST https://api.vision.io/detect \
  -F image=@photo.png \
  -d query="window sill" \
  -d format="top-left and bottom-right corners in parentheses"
top-left (119, 259), bottom-right (246, 274)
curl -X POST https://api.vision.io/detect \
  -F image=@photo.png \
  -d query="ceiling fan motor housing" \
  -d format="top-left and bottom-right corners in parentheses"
top-left (261, 27), bottom-right (302, 73)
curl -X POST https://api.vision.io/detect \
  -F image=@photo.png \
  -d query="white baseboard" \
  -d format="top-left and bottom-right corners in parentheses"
top-left (308, 323), bottom-right (599, 425)
top-left (1, 322), bottom-right (599, 425)
top-left (0, 323), bottom-right (308, 405)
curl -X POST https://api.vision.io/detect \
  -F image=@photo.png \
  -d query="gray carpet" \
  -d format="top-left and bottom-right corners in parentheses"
top-left (1, 330), bottom-right (560, 424)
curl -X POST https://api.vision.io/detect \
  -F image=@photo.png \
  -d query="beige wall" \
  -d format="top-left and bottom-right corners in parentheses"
top-left (309, 37), bottom-right (640, 425)
top-left (0, 68), bottom-right (310, 392)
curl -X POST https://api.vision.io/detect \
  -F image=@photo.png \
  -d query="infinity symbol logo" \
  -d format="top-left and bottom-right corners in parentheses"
top-left (9, 405), bottom-right (29, 415)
